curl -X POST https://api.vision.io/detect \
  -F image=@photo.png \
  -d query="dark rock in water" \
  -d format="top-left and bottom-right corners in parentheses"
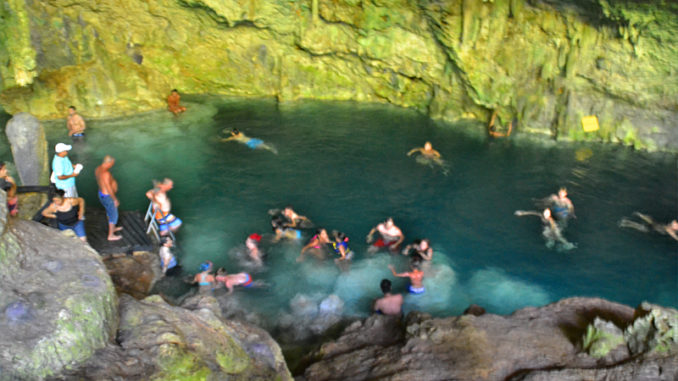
top-left (56, 294), bottom-right (293, 380)
top-left (5, 113), bottom-right (49, 186)
top-left (303, 297), bottom-right (677, 381)
top-left (464, 304), bottom-right (486, 316)
top-left (0, 192), bottom-right (117, 379)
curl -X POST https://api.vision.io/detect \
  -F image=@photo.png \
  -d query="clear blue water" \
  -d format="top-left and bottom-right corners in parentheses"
top-left (1, 97), bottom-right (676, 334)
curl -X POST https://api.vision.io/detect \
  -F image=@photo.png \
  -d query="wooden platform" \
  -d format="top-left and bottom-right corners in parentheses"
top-left (85, 208), bottom-right (155, 256)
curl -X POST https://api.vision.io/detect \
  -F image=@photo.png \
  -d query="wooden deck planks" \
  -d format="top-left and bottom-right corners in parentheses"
top-left (85, 208), bottom-right (155, 255)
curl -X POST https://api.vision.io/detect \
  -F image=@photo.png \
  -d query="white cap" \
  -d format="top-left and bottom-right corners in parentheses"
top-left (55, 143), bottom-right (72, 153)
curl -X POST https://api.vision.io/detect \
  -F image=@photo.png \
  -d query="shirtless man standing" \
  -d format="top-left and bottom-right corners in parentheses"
top-left (389, 261), bottom-right (425, 294)
top-left (367, 217), bottom-right (404, 253)
top-left (146, 178), bottom-right (182, 235)
top-left (95, 155), bottom-right (122, 241)
top-left (373, 279), bottom-right (403, 316)
top-left (67, 106), bottom-right (86, 137)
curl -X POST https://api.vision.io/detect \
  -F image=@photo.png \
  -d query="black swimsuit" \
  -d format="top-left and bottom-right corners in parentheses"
top-left (56, 205), bottom-right (79, 226)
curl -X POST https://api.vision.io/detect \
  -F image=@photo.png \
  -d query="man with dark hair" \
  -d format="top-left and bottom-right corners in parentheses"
top-left (167, 89), bottom-right (186, 115)
top-left (95, 155), bottom-right (122, 241)
top-left (373, 278), bottom-right (403, 316)
top-left (67, 106), bottom-right (86, 137)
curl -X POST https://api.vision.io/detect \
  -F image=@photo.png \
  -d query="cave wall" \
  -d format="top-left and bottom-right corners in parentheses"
top-left (0, 0), bottom-right (676, 150)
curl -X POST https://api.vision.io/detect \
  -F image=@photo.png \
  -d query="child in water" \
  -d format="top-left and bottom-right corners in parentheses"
top-left (332, 231), bottom-right (353, 270)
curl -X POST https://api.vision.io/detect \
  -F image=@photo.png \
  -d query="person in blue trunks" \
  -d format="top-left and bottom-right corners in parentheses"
top-left (215, 268), bottom-right (255, 294)
top-left (389, 260), bottom-right (425, 294)
top-left (222, 128), bottom-right (277, 154)
top-left (146, 178), bottom-right (182, 236)
top-left (95, 155), bottom-right (123, 241)
top-left (548, 187), bottom-right (575, 226)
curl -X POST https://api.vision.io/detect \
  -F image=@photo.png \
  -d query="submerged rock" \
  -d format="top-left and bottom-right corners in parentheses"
top-left (302, 297), bottom-right (678, 381)
top-left (0, 193), bottom-right (117, 379)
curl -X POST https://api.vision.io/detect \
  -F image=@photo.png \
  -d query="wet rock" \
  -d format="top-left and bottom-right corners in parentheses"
top-left (0, 192), bottom-right (117, 379)
top-left (303, 297), bottom-right (678, 381)
top-left (278, 293), bottom-right (346, 342)
top-left (464, 304), bottom-right (486, 316)
top-left (102, 251), bottom-right (163, 299)
top-left (4, 112), bottom-right (49, 185)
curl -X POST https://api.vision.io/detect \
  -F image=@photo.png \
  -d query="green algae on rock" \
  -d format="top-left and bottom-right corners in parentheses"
top-left (0, 0), bottom-right (676, 150)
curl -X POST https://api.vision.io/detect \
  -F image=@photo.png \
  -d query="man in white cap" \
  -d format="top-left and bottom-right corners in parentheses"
top-left (52, 143), bottom-right (82, 197)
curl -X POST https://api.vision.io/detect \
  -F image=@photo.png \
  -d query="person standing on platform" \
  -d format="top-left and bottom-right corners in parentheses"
top-left (51, 143), bottom-right (82, 197)
top-left (67, 106), bottom-right (86, 138)
top-left (95, 155), bottom-right (122, 241)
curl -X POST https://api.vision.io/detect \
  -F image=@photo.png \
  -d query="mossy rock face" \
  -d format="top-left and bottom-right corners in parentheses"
top-left (0, 193), bottom-right (118, 379)
top-left (0, 0), bottom-right (677, 151)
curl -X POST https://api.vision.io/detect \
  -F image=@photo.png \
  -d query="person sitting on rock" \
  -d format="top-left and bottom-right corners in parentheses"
top-left (215, 267), bottom-right (254, 294)
top-left (192, 261), bottom-right (215, 293)
top-left (167, 89), bottom-right (186, 115)
top-left (373, 279), bottom-right (403, 316)
top-left (0, 162), bottom-right (18, 216)
top-left (41, 189), bottom-right (87, 242)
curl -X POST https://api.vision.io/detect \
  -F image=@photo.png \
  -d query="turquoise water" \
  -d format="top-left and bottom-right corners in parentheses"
top-left (1, 97), bottom-right (676, 335)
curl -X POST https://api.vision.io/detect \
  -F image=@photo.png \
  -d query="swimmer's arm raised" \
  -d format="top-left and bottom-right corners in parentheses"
top-left (406, 148), bottom-right (421, 156)
top-left (366, 227), bottom-right (377, 243)
top-left (388, 264), bottom-right (408, 278)
top-left (514, 210), bottom-right (541, 217)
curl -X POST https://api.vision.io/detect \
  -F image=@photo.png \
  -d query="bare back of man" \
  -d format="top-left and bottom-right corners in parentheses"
top-left (67, 107), bottom-right (86, 136)
top-left (374, 293), bottom-right (403, 316)
top-left (95, 156), bottom-right (122, 240)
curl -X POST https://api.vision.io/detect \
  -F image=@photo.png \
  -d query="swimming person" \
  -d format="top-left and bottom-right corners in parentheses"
top-left (401, 238), bottom-right (433, 261)
top-left (0, 162), bottom-right (18, 216)
top-left (95, 155), bottom-right (123, 241)
top-left (42, 189), bottom-right (87, 242)
top-left (388, 261), bottom-right (425, 294)
top-left (159, 237), bottom-right (178, 275)
top-left (281, 206), bottom-right (312, 228)
top-left (215, 268), bottom-right (255, 294)
top-left (548, 187), bottom-right (575, 225)
top-left (406, 141), bottom-right (449, 175)
top-left (619, 212), bottom-right (678, 241)
top-left (246, 233), bottom-right (263, 265)
top-left (167, 89), bottom-right (187, 115)
top-left (271, 215), bottom-right (302, 242)
top-left (298, 228), bottom-right (331, 261)
top-left (331, 231), bottom-right (353, 269)
top-left (192, 261), bottom-right (215, 293)
top-left (515, 208), bottom-right (576, 250)
top-left (146, 178), bottom-right (182, 236)
top-left (373, 279), bottom-right (403, 316)
top-left (367, 217), bottom-right (404, 253)
top-left (66, 106), bottom-right (86, 138)
top-left (222, 128), bottom-right (277, 154)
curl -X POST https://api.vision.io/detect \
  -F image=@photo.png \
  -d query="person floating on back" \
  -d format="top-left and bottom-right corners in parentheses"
top-left (146, 178), bottom-right (182, 236)
top-left (515, 208), bottom-right (576, 250)
top-left (66, 106), bottom-right (86, 138)
top-left (42, 189), bottom-right (87, 243)
top-left (167, 89), bottom-right (187, 116)
top-left (222, 128), bottom-right (277, 154)
top-left (95, 155), bottom-right (123, 241)
top-left (373, 279), bottom-right (403, 316)
top-left (619, 212), bottom-right (678, 241)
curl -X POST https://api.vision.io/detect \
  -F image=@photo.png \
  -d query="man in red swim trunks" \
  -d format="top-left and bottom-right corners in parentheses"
top-left (367, 217), bottom-right (404, 253)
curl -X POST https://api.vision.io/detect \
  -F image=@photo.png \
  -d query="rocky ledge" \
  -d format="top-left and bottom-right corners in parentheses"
top-left (301, 297), bottom-right (678, 381)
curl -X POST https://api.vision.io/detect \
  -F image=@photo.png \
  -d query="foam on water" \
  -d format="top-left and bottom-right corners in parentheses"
top-left (466, 267), bottom-right (551, 315)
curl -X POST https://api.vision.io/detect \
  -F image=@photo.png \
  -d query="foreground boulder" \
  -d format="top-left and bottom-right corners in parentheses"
top-left (58, 294), bottom-right (293, 380)
top-left (302, 297), bottom-right (678, 381)
top-left (0, 192), bottom-right (117, 379)
top-left (5, 112), bottom-right (49, 186)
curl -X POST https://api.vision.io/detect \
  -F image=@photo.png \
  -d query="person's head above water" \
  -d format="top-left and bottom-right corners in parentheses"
top-left (385, 217), bottom-right (395, 228)
top-left (558, 187), bottom-right (568, 199)
top-left (380, 279), bottom-right (392, 294)
top-left (199, 261), bottom-right (213, 272)
top-left (542, 208), bottom-right (552, 220)
top-left (424, 141), bottom-right (433, 150)
top-left (231, 128), bottom-right (240, 136)
top-left (419, 239), bottom-right (430, 250)
top-left (334, 231), bottom-right (348, 242)
top-left (670, 220), bottom-right (678, 231)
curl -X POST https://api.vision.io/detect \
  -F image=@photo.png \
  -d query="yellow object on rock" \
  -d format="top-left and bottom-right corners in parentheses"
top-left (581, 116), bottom-right (599, 132)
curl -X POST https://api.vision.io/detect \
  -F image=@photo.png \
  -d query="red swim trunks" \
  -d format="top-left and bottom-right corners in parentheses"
top-left (373, 238), bottom-right (397, 248)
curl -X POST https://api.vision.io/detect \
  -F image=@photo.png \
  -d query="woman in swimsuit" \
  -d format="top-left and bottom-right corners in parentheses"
top-left (298, 228), bottom-right (331, 262)
top-left (41, 189), bottom-right (87, 242)
top-left (401, 238), bottom-right (433, 261)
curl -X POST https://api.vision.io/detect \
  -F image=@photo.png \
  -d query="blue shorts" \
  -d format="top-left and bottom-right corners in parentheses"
top-left (58, 220), bottom-right (86, 238)
top-left (157, 214), bottom-right (182, 232)
top-left (98, 191), bottom-right (118, 225)
top-left (408, 285), bottom-right (425, 294)
top-left (246, 138), bottom-right (263, 149)
top-left (72, 133), bottom-right (85, 137)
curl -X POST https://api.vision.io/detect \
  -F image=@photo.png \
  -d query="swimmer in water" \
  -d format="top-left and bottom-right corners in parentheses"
top-left (389, 260), bottom-right (425, 294)
top-left (367, 217), bottom-right (404, 253)
top-left (373, 279), bottom-right (403, 316)
top-left (407, 141), bottom-right (449, 175)
top-left (215, 268), bottom-right (255, 294)
top-left (298, 228), bottom-right (331, 262)
top-left (331, 231), bottom-right (353, 270)
top-left (279, 206), bottom-right (313, 228)
top-left (619, 212), bottom-right (678, 241)
top-left (515, 208), bottom-right (576, 250)
top-left (192, 261), bottom-right (216, 293)
top-left (401, 238), bottom-right (433, 261)
top-left (222, 128), bottom-right (277, 154)
top-left (271, 215), bottom-right (302, 242)
top-left (547, 187), bottom-right (575, 226)
top-left (246, 233), bottom-right (263, 265)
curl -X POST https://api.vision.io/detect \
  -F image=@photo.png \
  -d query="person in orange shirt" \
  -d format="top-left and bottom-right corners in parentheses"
top-left (167, 89), bottom-right (187, 115)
